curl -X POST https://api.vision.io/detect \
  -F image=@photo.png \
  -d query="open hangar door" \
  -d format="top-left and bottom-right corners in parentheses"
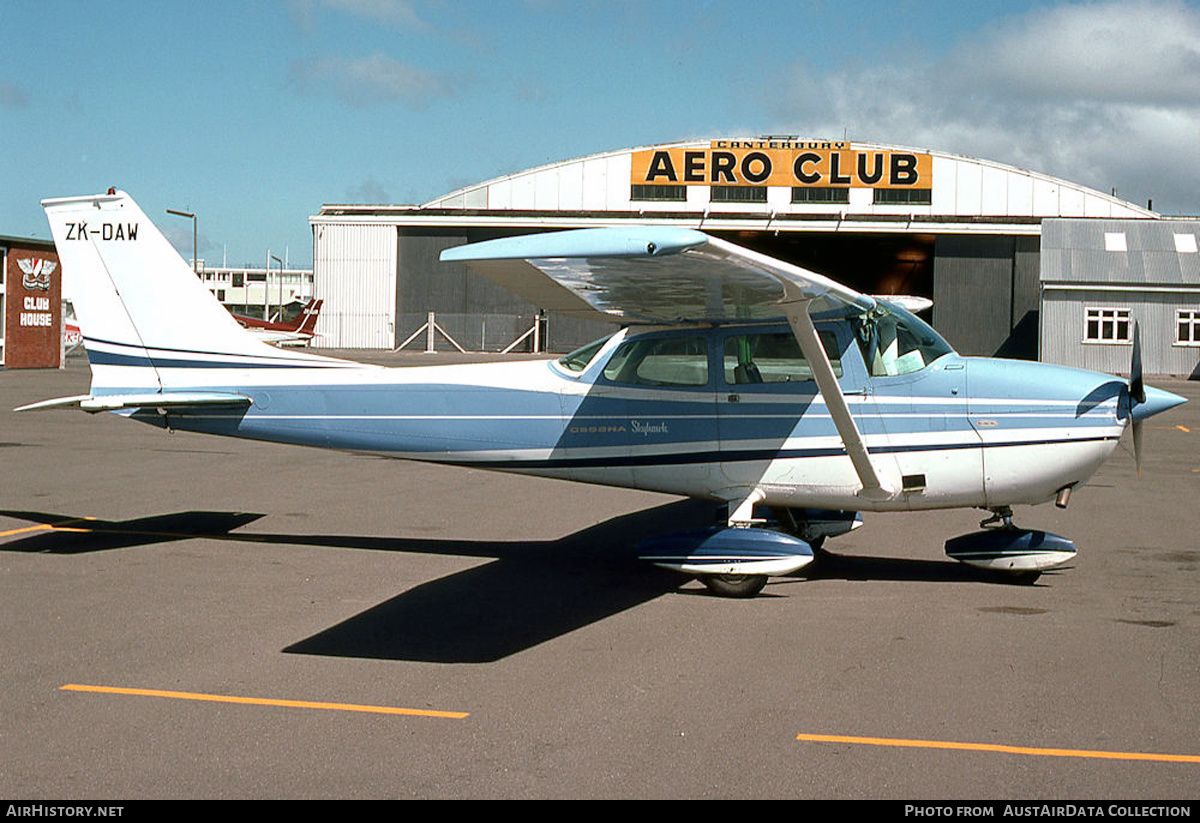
top-left (711, 230), bottom-right (1037, 359)
top-left (710, 230), bottom-right (935, 301)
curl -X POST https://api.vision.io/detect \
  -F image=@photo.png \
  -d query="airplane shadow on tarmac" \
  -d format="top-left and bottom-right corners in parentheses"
top-left (0, 501), bottom-right (1027, 663)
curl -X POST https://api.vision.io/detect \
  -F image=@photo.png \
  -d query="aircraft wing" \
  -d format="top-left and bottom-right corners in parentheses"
top-left (440, 227), bottom-right (876, 324)
top-left (442, 228), bottom-right (896, 501)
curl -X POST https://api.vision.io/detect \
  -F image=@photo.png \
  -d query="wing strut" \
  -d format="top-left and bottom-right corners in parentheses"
top-left (785, 303), bottom-right (896, 501)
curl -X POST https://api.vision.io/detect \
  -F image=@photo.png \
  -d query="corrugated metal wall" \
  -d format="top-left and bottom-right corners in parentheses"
top-left (312, 223), bottom-right (397, 348)
top-left (931, 235), bottom-right (1040, 358)
top-left (1041, 289), bottom-right (1196, 376)
top-left (1040, 219), bottom-right (1200, 377)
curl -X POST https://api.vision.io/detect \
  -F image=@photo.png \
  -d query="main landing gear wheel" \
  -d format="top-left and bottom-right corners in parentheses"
top-left (701, 574), bottom-right (768, 598)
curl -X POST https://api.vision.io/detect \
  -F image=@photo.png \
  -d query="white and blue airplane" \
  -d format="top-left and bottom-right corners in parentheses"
top-left (20, 190), bottom-right (1185, 596)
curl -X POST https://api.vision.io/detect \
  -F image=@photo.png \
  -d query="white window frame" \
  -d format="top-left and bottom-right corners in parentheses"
top-left (1083, 307), bottom-right (1132, 345)
top-left (1175, 309), bottom-right (1200, 347)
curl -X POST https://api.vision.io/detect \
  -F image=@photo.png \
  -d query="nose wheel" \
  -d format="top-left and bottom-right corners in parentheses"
top-left (701, 574), bottom-right (768, 598)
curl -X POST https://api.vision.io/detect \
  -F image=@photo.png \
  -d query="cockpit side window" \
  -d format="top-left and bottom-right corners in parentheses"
top-left (853, 303), bottom-right (952, 377)
top-left (721, 330), bottom-right (842, 385)
top-left (602, 335), bottom-right (709, 387)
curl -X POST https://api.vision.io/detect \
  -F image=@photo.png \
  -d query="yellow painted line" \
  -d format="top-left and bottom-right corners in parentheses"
top-left (0, 523), bottom-right (57, 538)
top-left (0, 517), bottom-right (95, 538)
top-left (0, 519), bottom-right (249, 543)
top-left (795, 733), bottom-right (1200, 764)
top-left (61, 684), bottom-right (468, 719)
top-left (1178, 425), bottom-right (1191, 433)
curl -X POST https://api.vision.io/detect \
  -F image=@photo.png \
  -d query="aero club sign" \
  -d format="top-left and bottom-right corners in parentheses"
top-left (631, 141), bottom-right (931, 189)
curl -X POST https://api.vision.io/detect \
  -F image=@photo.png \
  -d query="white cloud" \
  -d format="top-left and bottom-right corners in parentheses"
top-left (292, 52), bottom-right (459, 108)
top-left (959, 0), bottom-right (1200, 106)
top-left (776, 0), bottom-right (1200, 213)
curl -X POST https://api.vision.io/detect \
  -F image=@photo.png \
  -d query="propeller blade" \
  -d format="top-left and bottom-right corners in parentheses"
top-left (1133, 419), bottom-right (1144, 479)
top-left (1130, 320), bottom-right (1145, 405)
top-left (1127, 321), bottom-right (1146, 479)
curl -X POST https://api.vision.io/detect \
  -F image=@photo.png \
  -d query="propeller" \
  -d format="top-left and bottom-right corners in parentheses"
top-left (1129, 321), bottom-right (1145, 476)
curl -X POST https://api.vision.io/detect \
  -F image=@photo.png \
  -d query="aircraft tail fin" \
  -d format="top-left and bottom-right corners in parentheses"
top-left (41, 191), bottom-right (336, 396)
top-left (295, 298), bottom-right (323, 336)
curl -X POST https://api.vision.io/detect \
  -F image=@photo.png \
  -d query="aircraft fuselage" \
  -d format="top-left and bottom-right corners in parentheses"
top-left (122, 317), bottom-right (1134, 514)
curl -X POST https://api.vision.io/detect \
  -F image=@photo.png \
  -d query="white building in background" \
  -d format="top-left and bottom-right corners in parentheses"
top-left (194, 261), bottom-right (314, 319)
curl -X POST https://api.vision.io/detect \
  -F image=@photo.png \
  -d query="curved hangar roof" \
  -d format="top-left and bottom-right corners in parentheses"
top-left (400, 139), bottom-right (1154, 234)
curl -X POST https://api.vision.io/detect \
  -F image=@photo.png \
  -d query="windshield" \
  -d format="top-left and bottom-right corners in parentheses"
top-left (852, 302), bottom-right (953, 377)
top-left (556, 334), bottom-right (614, 373)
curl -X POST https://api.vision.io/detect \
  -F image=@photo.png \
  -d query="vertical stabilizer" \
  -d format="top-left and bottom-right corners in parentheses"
top-left (296, 299), bottom-right (323, 336)
top-left (42, 191), bottom-right (334, 394)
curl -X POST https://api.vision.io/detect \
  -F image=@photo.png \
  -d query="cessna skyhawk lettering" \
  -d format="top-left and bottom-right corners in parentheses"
top-left (21, 191), bottom-right (1185, 597)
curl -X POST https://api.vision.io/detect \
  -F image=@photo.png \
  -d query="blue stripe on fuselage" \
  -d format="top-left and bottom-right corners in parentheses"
top-left (83, 337), bottom-right (350, 370)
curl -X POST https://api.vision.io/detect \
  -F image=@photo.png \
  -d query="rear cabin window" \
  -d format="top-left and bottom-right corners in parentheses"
top-left (722, 330), bottom-right (841, 385)
top-left (602, 336), bottom-right (709, 387)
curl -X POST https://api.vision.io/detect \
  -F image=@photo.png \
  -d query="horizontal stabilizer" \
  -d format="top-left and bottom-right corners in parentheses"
top-left (15, 392), bottom-right (253, 413)
top-left (638, 527), bottom-right (815, 576)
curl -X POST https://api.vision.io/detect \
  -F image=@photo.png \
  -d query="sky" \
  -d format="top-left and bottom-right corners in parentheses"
top-left (4, 0), bottom-right (1200, 267)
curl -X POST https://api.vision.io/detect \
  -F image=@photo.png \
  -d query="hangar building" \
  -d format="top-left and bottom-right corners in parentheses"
top-left (309, 138), bottom-right (1196, 376)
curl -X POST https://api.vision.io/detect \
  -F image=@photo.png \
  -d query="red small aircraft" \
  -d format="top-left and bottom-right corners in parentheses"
top-left (231, 298), bottom-right (322, 345)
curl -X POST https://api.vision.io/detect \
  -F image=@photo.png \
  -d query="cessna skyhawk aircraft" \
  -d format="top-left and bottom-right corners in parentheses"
top-left (20, 191), bottom-right (1185, 596)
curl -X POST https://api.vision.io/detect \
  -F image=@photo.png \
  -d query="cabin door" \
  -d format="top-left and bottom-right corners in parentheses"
top-left (714, 323), bottom-right (879, 505)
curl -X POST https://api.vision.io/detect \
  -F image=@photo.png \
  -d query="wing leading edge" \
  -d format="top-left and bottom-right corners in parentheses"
top-left (441, 228), bottom-right (896, 501)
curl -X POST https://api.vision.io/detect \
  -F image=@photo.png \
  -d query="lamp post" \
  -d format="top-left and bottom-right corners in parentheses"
top-left (271, 254), bottom-right (282, 322)
top-left (166, 208), bottom-right (197, 275)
